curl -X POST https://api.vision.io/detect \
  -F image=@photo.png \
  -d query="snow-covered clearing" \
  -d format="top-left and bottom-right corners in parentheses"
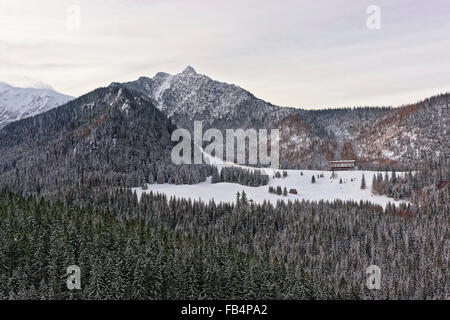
top-left (133, 169), bottom-right (407, 208)
top-left (133, 145), bottom-right (407, 207)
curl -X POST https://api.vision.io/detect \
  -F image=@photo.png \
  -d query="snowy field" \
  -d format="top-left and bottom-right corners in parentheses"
top-left (132, 146), bottom-right (407, 207)
top-left (132, 168), bottom-right (407, 208)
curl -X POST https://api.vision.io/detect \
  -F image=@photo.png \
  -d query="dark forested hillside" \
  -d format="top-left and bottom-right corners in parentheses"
top-left (0, 84), bottom-right (212, 198)
top-left (0, 155), bottom-right (448, 300)
top-left (0, 191), bottom-right (330, 300)
top-left (45, 156), bottom-right (447, 300)
top-left (277, 94), bottom-right (450, 170)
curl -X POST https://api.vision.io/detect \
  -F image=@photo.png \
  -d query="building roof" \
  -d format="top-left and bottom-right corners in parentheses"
top-left (329, 160), bottom-right (356, 163)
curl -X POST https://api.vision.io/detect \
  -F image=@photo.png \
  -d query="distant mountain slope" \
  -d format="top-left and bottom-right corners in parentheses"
top-left (0, 84), bottom-right (211, 197)
top-left (0, 82), bottom-right (73, 129)
top-left (121, 67), bottom-right (449, 170)
top-left (1, 69), bottom-right (446, 180)
top-left (277, 94), bottom-right (449, 169)
top-left (355, 94), bottom-right (449, 166)
top-left (120, 66), bottom-right (294, 131)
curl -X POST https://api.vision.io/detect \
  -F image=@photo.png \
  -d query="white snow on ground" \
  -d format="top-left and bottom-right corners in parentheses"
top-left (195, 143), bottom-right (279, 176)
top-left (132, 169), bottom-right (407, 208)
top-left (133, 146), bottom-right (407, 208)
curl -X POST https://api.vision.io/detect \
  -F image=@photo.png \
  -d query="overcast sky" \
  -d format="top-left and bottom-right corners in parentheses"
top-left (1, 0), bottom-right (449, 108)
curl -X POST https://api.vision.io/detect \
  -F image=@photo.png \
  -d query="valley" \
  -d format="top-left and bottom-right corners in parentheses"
top-left (0, 67), bottom-right (447, 301)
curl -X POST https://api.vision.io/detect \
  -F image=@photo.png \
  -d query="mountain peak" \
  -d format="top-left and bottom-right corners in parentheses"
top-left (0, 83), bottom-right (73, 129)
top-left (182, 66), bottom-right (197, 75)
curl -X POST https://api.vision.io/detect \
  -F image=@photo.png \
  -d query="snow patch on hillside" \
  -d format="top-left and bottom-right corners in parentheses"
top-left (153, 75), bottom-right (173, 110)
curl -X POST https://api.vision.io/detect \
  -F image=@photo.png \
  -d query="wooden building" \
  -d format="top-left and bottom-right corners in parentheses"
top-left (329, 160), bottom-right (357, 171)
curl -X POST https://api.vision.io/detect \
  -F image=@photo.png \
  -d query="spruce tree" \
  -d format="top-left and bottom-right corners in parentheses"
top-left (276, 186), bottom-right (282, 195)
top-left (361, 174), bottom-right (366, 190)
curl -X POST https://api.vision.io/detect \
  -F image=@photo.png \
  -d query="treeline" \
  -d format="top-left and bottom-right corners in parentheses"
top-left (0, 191), bottom-right (330, 300)
top-left (150, 164), bottom-right (213, 185)
top-left (268, 186), bottom-right (290, 196)
top-left (408, 156), bottom-right (450, 208)
top-left (0, 146), bottom-right (449, 300)
top-left (371, 170), bottom-right (412, 199)
top-left (1, 156), bottom-right (449, 300)
top-left (372, 155), bottom-right (450, 203)
top-left (211, 166), bottom-right (269, 187)
top-left (48, 172), bottom-right (449, 300)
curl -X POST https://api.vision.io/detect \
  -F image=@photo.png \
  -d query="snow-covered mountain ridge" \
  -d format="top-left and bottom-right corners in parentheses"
top-left (119, 66), bottom-right (449, 170)
top-left (120, 66), bottom-right (293, 131)
top-left (2, 67), bottom-right (446, 171)
top-left (0, 82), bottom-right (73, 129)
